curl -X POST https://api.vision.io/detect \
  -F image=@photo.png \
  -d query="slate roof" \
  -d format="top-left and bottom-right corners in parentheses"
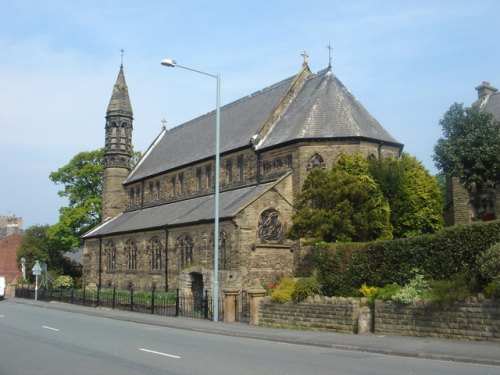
top-left (83, 181), bottom-right (276, 238)
top-left (479, 92), bottom-right (500, 120)
top-left (125, 75), bottom-right (295, 183)
top-left (107, 65), bottom-right (133, 115)
top-left (256, 70), bottom-right (399, 149)
top-left (125, 66), bottom-right (402, 184)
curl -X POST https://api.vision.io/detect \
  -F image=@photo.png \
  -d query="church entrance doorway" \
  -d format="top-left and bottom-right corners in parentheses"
top-left (190, 272), bottom-right (204, 311)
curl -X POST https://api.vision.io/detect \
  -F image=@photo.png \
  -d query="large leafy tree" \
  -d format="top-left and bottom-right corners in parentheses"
top-left (288, 154), bottom-right (393, 243)
top-left (47, 149), bottom-right (105, 250)
top-left (369, 153), bottom-right (444, 238)
top-left (48, 148), bottom-right (141, 250)
top-left (433, 103), bottom-right (500, 191)
top-left (16, 225), bottom-right (73, 282)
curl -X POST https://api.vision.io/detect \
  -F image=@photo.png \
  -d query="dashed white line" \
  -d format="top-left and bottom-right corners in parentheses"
top-left (42, 326), bottom-right (60, 332)
top-left (0, 315), bottom-right (4, 318)
top-left (139, 348), bottom-right (181, 359)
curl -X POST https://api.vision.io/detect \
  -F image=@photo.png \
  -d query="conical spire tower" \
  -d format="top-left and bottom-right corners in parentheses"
top-left (102, 64), bottom-right (134, 220)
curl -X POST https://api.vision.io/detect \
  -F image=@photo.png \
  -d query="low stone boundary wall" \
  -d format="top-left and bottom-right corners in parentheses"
top-left (258, 297), bottom-right (500, 341)
top-left (375, 298), bottom-right (500, 342)
top-left (259, 297), bottom-right (362, 333)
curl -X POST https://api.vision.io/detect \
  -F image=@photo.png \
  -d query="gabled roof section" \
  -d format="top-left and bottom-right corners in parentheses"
top-left (125, 74), bottom-right (296, 184)
top-left (256, 68), bottom-right (402, 150)
top-left (83, 181), bottom-right (277, 238)
top-left (107, 65), bottom-right (133, 115)
top-left (126, 64), bottom-right (402, 184)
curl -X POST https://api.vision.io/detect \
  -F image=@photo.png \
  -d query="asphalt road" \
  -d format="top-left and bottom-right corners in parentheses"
top-left (0, 301), bottom-right (498, 375)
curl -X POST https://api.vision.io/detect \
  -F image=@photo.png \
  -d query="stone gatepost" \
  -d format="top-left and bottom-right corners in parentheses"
top-left (223, 288), bottom-right (240, 323)
top-left (357, 306), bottom-right (372, 334)
top-left (248, 280), bottom-right (266, 326)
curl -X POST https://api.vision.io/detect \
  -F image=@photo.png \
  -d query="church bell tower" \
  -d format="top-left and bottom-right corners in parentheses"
top-left (102, 63), bottom-right (133, 221)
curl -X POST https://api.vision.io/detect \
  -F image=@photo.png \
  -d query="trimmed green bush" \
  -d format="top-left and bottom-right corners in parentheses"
top-left (271, 277), bottom-right (296, 303)
top-left (292, 276), bottom-right (322, 302)
top-left (477, 242), bottom-right (500, 281)
top-left (312, 220), bottom-right (500, 296)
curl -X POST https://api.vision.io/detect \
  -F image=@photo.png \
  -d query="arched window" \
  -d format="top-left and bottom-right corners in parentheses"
top-left (258, 208), bottom-right (284, 243)
top-left (307, 153), bottom-right (326, 170)
top-left (148, 237), bottom-right (162, 270)
top-left (209, 230), bottom-right (228, 270)
top-left (105, 240), bottom-right (116, 270)
top-left (125, 239), bottom-right (137, 270)
top-left (176, 234), bottom-right (194, 268)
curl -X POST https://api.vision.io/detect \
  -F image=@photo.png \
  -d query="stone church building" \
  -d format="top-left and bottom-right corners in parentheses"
top-left (82, 56), bottom-right (403, 296)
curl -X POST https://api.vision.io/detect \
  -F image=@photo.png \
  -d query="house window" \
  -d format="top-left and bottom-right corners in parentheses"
top-left (125, 239), bottom-right (137, 270)
top-left (307, 153), bottom-right (326, 170)
top-left (237, 155), bottom-right (244, 182)
top-left (206, 165), bottom-right (212, 188)
top-left (149, 181), bottom-right (154, 201)
top-left (196, 168), bottom-right (203, 191)
top-left (148, 237), bottom-right (162, 270)
top-left (171, 176), bottom-right (176, 197)
top-left (179, 173), bottom-right (185, 195)
top-left (226, 160), bottom-right (233, 184)
top-left (176, 234), bottom-right (194, 268)
top-left (135, 186), bottom-right (141, 205)
top-left (129, 189), bottom-right (134, 205)
top-left (155, 181), bottom-right (160, 200)
top-left (105, 241), bottom-right (116, 270)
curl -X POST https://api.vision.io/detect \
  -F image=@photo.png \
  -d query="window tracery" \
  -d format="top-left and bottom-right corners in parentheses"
top-left (176, 234), bottom-right (194, 268)
top-left (125, 239), bottom-right (137, 270)
top-left (148, 237), bottom-right (162, 270)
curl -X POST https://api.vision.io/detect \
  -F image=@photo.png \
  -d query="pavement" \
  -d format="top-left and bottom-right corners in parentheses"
top-left (5, 297), bottom-right (500, 367)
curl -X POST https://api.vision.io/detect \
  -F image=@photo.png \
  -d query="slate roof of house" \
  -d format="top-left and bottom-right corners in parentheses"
top-left (83, 181), bottom-right (276, 238)
top-left (125, 66), bottom-right (402, 184)
top-left (478, 92), bottom-right (500, 120)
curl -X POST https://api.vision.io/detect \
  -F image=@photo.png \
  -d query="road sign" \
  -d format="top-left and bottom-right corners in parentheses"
top-left (32, 261), bottom-right (42, 276)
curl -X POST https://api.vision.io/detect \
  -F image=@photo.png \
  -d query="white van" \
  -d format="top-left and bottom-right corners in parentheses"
top-left (0, 276), bottom-right (5, 300)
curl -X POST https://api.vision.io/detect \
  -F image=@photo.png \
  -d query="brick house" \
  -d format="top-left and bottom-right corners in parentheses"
top-left (82, 56), bottom-right (403, 296)
top-left (0, 233), bottom-right (22, 284)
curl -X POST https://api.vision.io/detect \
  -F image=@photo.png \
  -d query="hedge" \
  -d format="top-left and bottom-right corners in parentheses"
top-left (312, 220), bottom-right (500, 296)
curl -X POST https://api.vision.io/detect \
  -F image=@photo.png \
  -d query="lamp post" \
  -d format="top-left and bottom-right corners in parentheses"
top-left (161, 58), bottom-right (221, 322)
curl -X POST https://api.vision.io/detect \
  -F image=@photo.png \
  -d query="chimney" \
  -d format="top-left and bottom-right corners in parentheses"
top-left (475, 81), bottom-right (498, 100)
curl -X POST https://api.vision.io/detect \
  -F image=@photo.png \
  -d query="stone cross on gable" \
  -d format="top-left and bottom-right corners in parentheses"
top-left (161, 118), bottom-right (168, 129)
top-left (301, 51), bottom-right (309, 64)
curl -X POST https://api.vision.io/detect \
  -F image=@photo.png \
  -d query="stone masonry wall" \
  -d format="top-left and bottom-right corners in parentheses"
top-left (375, 299), bottom-right (500, 342)
top-left (259, 297), bottom-right (361, 333)
top-left (258, 298), bottom-right (500, 341)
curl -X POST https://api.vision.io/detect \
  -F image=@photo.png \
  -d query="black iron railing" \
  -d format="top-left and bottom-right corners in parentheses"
top-left (14, 285), bottom-right (225, 321)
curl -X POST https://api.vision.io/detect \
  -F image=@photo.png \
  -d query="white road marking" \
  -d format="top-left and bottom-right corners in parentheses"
top-left (42, 326), bottom-right (60, 332)
top-left (139, 348), bottom-right (181, 359)
top-left (0, 315), bottom-right (4, 318)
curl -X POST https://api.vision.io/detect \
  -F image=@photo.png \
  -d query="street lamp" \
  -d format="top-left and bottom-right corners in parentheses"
top-left (161, 58), bottom-right (221, 322)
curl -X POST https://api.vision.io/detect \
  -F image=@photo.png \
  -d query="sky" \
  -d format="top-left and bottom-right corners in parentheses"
top-left (1, 0), bottom-right (499, 229)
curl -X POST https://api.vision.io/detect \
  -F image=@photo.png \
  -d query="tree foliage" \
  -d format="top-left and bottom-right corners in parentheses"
top-left (369, 153), bottom-right (444, 237)
top-left (288, 154), bottom-right (393, 243)
top-left (16, 225), bottom-right (72, 282)
top-left (433, 103), bottom-right (500, 191)
top-left (48, 149), bottom-right (105, 250)
top-left (48, 148), bottom-right (142, 250)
